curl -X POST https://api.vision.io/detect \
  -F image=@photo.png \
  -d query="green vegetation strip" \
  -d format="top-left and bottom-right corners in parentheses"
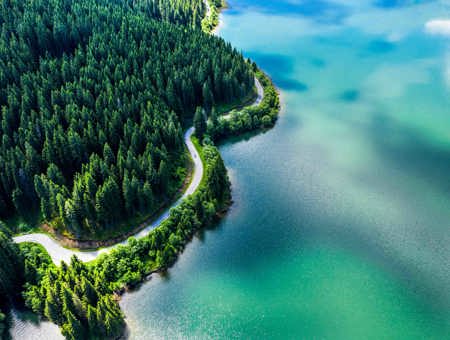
top-left (206, 68), bottom-right (281, 142)
top-left (202, 0), bottom-right (225, 33)
top-left (17, 143), bottom-right (230, 339)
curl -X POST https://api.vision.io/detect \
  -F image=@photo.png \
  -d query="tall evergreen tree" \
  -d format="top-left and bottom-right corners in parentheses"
top-left (194, 107), bottom-right (207, 140)
top-left (0, 231), bottom-right (24, 302)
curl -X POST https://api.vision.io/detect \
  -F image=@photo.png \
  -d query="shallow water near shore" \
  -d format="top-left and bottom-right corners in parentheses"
top-left (11, 0), bottom-right (450, 338)
top-left (119, 0), bottom-right (450, 338)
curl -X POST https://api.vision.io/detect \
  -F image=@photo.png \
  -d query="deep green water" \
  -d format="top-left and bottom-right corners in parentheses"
top-left (11, 0), bottom-right (450, 339)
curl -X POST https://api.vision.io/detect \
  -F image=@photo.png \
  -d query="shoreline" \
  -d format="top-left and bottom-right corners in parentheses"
top-left (23, 151), bottom-right (196, 250)
top-left (212, 1), bottom-right (227, 35)
top-left (9, 4), bottom-right (282, 339)
top-left (13, 128), bottom-right (204, 263)
top-left (12, 76), bottom-right (264, 252)
top-left (202, 0), bottom-right (226, 34)
top-left (13, 0), bottom-right (280, 265)
top-left (12, 72), bottom-right (272, 263)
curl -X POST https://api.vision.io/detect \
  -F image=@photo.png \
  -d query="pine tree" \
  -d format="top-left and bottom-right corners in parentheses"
top-left (81, 278), bottom-right (98, 306)
top-left (0, 231), bottom-right (24, 301)
top-left (103, 143), bottom-right (115, 166)
top-left (86, 305), bottom-right (98, 334)
top-left (158, 160), bottom-right (170, 194)
top-left (95, 177), bottom-right (122, 225)
top-left (61, 310), bottom-right (84, 340)
top-left (194, 107), bottom-right (207, 139)
top-left (202, 81), bottom-right (214, 113)
top-left (45, 287), bottom-right (63, 325)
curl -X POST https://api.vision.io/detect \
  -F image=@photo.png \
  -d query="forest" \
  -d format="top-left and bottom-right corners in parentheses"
top-left (0, 0), bottom-right (254, 239)
top-left (1, 142), bottom-right (231, 339)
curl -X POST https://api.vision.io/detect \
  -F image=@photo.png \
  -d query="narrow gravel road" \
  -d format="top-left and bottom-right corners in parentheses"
top-left (13, 77), bottom-right (263, 264)
top-left (13, 127), bottom-right (203, 263)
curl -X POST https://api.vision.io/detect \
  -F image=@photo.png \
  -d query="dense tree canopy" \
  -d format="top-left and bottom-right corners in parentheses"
top-left (0, 0), bottom-right (254, 238)
top-left (21, 244), bottom-right (125, 339)
top-left (207, 69), bottom-right (280, 141)
top-left (0, 228), bottom-right (24, 302)
top-left (138, 0), bottom-right (206, 28)
top-left (22, 143), bottom-right (231, 339)
top-left (0, 227), bottom-right (25, 339)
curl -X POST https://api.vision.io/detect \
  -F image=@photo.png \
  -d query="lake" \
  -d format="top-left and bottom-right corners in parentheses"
top-left (11, 0), bottom-right (450, 338)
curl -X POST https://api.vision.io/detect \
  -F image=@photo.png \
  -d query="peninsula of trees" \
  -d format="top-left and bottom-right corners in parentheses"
top-left (19, 143), bottom-right (231, 339)
top-left (0, 0), bottom-right (280, 338)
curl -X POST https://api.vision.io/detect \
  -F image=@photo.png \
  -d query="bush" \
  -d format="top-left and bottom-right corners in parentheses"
top-left (208, 70), bottom-right (280, 140)
top-left (20, 142), bottom-right (230, 339)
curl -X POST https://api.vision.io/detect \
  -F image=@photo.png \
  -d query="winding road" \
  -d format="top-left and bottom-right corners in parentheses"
top-left (253, 77), bottom-right (264, 107)
top-left (13, 128), bottom-right (202, 264)
top-left (204, 0), bottom-right (212, 20)
top-left (13, 79), bottom-right (264, 264)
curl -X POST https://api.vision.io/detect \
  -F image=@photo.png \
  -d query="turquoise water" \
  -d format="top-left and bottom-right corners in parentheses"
top-left (11, 0), bottom-right (450, 338)
top-left (119, 1), bottom-right (450, 338)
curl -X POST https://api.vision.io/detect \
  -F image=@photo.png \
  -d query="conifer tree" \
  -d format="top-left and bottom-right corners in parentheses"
top-left (194, 107), bottom-right (207, 139)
